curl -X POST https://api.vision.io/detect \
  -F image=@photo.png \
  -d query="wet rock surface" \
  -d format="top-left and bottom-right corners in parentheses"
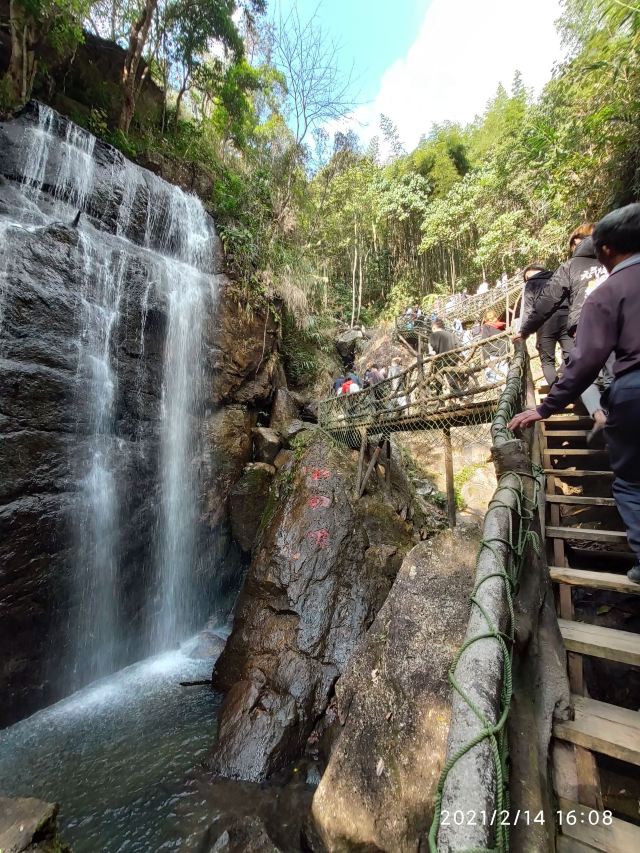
top-left (0, 795), bottom-right (71, 853)
top-left (0, 106), bottom-right (276, 725)
top-left (311, 527), bottom-right (478, 853)
top-left (209, 433), bottom-right (414, 782)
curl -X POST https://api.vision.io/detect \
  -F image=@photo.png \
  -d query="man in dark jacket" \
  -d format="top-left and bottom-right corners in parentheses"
top-left (429, 317), bottom-right (463, 395)
top-left (429, 318), bottom-right (458, 355)
top-left (519, 265), bottom-right (574, 386)
top-left (518, 231), bottom-right (610, 439)
top-left (508, 203), bottom-right (640, 583)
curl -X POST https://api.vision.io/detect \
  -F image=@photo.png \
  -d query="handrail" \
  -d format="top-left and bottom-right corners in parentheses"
top-left (429, 341), bottom-right (542, 853)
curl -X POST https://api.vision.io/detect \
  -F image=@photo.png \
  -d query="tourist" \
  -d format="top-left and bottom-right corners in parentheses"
top-left (477, 280), bottom-right (489, 294)
top-left (364, 364), bottom-right (384, 387)
top-left (429, 317), bottom-right (458, 355)
top-left (333, 375), bottom-right (346, 394)
top-left (430, 317), bottom-right (465, 395)
top-left (340, 376), bottom-right (360, 395)
top-left (481, 309), bottom-right (508, 382)
top-left (519, 263), bottom-right (574, 387)
top-left (508, 203), bottom-right (640, 583)
top-left (516, 225), bottom-right (610, 442)
top-left (388, 356), bottom-right (407, 409)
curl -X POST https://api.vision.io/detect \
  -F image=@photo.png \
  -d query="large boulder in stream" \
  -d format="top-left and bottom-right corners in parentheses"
top-left (209, 433), bottom-right (414, 781)
top-left (0, 796), bottom-right (71, 853)
top-left (311, 527), bottom-right (478, 852)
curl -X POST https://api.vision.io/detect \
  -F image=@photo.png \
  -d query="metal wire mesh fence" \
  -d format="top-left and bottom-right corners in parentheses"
top-left (318, 331), bottom-right (515, 453)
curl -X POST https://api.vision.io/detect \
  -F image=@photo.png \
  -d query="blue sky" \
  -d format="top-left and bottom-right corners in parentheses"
top-left (275, 0), bottom-right (432, 103)
top-left (274, 0), bottom-right (565, 150)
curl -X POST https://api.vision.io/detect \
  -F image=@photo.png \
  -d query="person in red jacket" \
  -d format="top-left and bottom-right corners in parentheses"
top-left (508, 203), bottom-right (640, 583)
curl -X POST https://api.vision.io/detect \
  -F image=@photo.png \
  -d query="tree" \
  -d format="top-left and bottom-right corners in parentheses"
top-left (166, 0), bottom-right (244, 127)
top-left (119, 0), bottom-right (158, 131)
top-left (2, 0), bottom-right (92, 105)
top-left (273, 2), bottom-right (357, 145)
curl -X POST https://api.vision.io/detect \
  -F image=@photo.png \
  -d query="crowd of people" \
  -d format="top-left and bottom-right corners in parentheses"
top-left (509, 203), bottom-right (640, 585)
top-left (329, 203), bottom-right (640, 586)
top-left (331, 308), bottom-right (510, 401)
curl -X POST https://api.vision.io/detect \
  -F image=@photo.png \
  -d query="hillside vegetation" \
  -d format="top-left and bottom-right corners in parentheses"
top-left (1, 1), bottom-right (638, 367)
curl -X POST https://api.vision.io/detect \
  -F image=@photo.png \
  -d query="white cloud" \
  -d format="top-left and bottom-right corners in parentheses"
top-left (337, 0), bottom-right (564, 151)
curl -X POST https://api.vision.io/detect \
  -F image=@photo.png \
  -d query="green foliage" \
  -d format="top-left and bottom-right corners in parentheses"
top-left (281, 312), bottom-right (334, 386)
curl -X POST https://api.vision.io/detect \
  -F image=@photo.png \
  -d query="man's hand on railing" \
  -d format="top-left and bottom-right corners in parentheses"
top-left (507, 409), bottom-right (542, 431)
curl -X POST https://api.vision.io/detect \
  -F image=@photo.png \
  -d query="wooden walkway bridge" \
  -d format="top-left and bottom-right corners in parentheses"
top-left (319, 331), bottom-right (513, 522)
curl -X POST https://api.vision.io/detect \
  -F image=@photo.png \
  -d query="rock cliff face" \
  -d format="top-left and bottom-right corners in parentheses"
top-left (209, 433), bottom-right (414, 781)
top-left (0, 103), bottom-right (278, 726)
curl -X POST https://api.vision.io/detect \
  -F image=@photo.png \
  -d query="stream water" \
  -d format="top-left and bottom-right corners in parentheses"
top-left (0, 643), bottom-right (221, 852)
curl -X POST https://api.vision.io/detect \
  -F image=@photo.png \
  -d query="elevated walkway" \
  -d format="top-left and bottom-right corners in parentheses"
top-left (394, 277), bottom-right (522, 355)
top-left (319, 331), bottom-right (513, 444)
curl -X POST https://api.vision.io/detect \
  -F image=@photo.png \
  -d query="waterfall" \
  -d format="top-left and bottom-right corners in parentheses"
top-left (5, 103), bottom-right (220, 689)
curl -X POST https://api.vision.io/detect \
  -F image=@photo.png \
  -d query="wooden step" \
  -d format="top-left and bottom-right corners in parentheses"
top-left (557, 798), bottom-right (640, 853)
top-left (547, 526), bottom-right (627, 544)
top-left (545, 495), bottom-right (616, 507)
top-left (554, 695), bottom-right (640, 765)
top-left (543, 470), bottom-right (614, 478)
top-left (558, 618), bottom-right (640, 666)
top-left (550, 566), bottom-right (640, 594)
top-left (542, 429), bottom-right (591, 437)
top-left (545, 449), bottom-right (608, 457)
top-left (557, 838), bottom-right (595, 853)
top-left (547, 415), bottom-right (594, 424)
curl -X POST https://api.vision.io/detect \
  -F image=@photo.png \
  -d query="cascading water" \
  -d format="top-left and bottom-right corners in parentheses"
top-left (5, 102), bottom-right (220, 690)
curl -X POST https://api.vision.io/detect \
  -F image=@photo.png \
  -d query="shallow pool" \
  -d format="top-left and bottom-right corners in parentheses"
top-left (0, 644), bottom-right (221, 852)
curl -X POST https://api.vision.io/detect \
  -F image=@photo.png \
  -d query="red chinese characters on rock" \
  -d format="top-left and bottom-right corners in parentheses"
top-left (310, 468), bottom-right (331, 482)
top-left (308, 529), bottom-right (330, 549)
top-left (308, 495), bottom-right (331, 510)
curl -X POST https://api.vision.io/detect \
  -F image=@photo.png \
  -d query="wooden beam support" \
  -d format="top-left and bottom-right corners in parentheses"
top-left (358, 438), bottom-right (385, 498)
top-left (443, 427), bottom-right (456, 527)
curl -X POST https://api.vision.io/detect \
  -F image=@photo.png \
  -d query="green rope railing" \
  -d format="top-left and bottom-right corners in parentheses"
top-left (428, 342), bottom-right (542, 853)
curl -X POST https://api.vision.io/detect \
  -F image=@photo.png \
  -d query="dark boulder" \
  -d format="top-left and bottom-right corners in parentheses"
top-left (252, 428), bottom-right (282, 466)
top-left (335, 329), bottom-right (363, 361)
top-left (269, 389), bottom-right (300, 432)
top-left (229, 464), bottom-right (275, 554)
top-left (0, 796), bottom-right (71, 853)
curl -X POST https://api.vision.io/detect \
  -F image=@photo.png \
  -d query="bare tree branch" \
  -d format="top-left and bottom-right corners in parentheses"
top-left (272, 1), bottom-right (358, 145)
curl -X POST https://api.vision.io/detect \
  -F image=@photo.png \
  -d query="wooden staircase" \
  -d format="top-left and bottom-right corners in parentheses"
top-left (538, 386), bottom-right (640, 851)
